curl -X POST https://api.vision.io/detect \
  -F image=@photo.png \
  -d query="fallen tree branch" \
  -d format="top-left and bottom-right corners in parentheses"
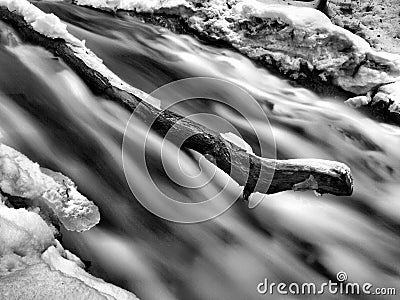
top-left (0, 5), bottom-right (353, 197)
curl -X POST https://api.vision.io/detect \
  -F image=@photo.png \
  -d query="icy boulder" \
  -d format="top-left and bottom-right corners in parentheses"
top-left (0, 207), bottom-right (138, 299)
top-left (0, 203), bottom-right (55, 278)
top-left (0, 263), bottom-right (110, 300)
top-left (42, 245), bottom-right (139, 300)
top-left (75, 0), bottom-right (192, 12)
top-left (0, 143), bottom-right (100, 232)
top-left (73, 0), bottom-right (400, 95)
top-left (0, 148), bottom-right (138, 299)
top-left (0, 205), bottom-right (54, 257)
top-left (0, 144), bottom-right (57, 199)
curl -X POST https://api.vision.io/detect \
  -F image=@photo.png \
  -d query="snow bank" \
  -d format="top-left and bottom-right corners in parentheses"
top-left (42, 245), bottom-right (139, 300)
top-left (0, 143), bottom-right (100, 232)
top-left (76, 0), bottom-right (191, 12)
top-left (229, 1), bottom-right (400, 94)
top-left (0, 202), bottom-right (54, 279)
top-left (344, 95), bottom-right (371, 108)
top-left (74, 0), bottom-right (400, 95)
top-left (234, 2), bottom-right (371, 54)
top-left (0, 204), bottom-right (138, 299)
top-left (0, 204), bottom-right (54, 258)
top-left (0, 263), bottom-right (110, 300)
top-left (345, 80), bottom-right (400, 117)
top-left (0, 144), bottom-right (57, 199)
top-left (371, 81), bottom-right (400, 115)
top-left (0, 156), bottom-right (138, 299)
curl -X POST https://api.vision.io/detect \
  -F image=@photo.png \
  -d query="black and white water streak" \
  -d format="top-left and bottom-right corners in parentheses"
top-left (1, 2), bottom-right (400, 299)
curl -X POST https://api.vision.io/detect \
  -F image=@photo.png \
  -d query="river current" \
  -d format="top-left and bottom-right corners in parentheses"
top-left (1, 2), bottom-right (400, 299)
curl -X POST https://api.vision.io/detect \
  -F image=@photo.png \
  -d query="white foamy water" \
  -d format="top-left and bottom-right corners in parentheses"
top-left (1, 2), bottom-right (400, 299)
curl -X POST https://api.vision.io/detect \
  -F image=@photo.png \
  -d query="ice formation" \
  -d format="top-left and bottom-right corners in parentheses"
top-left (0, 202), bottom-right (138, 299)
top-left (73, 0), bottom-right (400, 96)
top-left (0, 143), bottom-right (100, 232)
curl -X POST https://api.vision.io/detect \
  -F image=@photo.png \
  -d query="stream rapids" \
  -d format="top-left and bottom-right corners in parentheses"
top-left (1, 1), bottom-right (400, 299)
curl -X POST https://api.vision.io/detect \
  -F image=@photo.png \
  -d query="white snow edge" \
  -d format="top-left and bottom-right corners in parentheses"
top-left (0, 202), bottom-right (138, 299)
top-left (73, 0), bottom-right (400, 96)
top-left (76, 0), bottom-right (192, 12)
top-left (220, 132), bottom-right (254, 155)
top-left (0, 143), bottom-right (100, 232)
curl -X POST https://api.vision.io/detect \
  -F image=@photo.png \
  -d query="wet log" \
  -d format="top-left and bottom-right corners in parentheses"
top-left (0, 7), bottom-right (353, 197)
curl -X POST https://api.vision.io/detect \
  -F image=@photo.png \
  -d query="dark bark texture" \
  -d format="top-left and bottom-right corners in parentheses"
top-left (0, 7), bottom-right (353, 197)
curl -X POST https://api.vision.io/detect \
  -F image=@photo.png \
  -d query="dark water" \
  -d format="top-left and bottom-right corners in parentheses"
top-left (1, 2), bottom-right (400, 299)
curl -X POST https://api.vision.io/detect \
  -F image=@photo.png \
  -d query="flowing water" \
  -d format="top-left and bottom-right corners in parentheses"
top-left (1, 1), bottom-right (400, 299)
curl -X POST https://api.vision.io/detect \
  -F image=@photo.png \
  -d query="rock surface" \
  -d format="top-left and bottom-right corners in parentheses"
top-left (0, 144), bottom-right (138, 300)
top-left (327, 0), bottom-right (400, 123)
top-left (0, 263), bottom-right (109, 300)
top-left (0, 130), bottom-right (136, 299)
top-left (0, 143), bottom-right (100, 232)
top-left (328, 0), bottom-right (400, 55)
top-left (75, 0), bottom-right (400, 96)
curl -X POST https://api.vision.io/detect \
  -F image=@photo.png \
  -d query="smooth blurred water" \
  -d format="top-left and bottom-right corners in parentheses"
top-left (1, 2), bottom-right (400, 299)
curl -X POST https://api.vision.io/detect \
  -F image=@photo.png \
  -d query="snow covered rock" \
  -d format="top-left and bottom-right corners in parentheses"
top-left (1, 245), bottom-right (139, 299)
top-left (75, 0), bottom-right (192, 12)
top-left (0, 143), bottom-right (100, 232)
top-left (42, 245), bottom-right (139, 300)
top-left (195, 1), bottom-right (400, 95)
top-left (4, 0), bottom-right (399, 116)
top-left (344, 94), bottom-right (371, 109)
top-left (0, 204), bottom-right (54, 266)
top-left (371, 81), bottom-right (400, 115)
top-left (0, 158), bottom-right (138, 299)
top-left (74, 0), bottom-right (400, 95)
top-left (367, 81), bottom-right (400, 122)
top-left (346, 81), bottom-right (400, 122)
top-left (0, 263), bottom-right (109, 300)
top-left (0, 144), bottom-right (57, 199)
